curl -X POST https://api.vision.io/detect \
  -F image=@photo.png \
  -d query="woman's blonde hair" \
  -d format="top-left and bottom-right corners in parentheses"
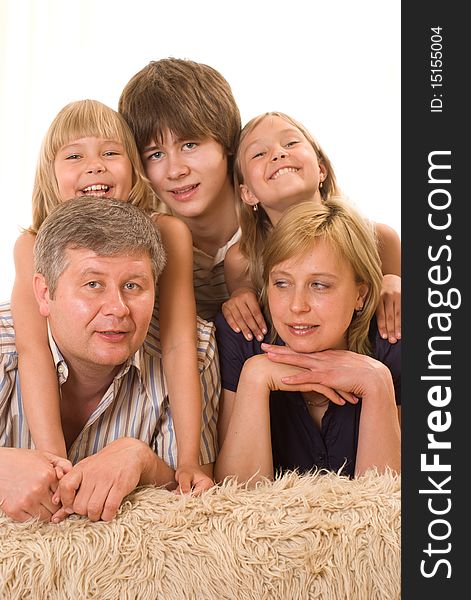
top-left (234, 112), bottom-right (341, 290)
top-left (30, 99), bottom-right (155, 233)
top-left (260, 198), bottom-right (382, 356)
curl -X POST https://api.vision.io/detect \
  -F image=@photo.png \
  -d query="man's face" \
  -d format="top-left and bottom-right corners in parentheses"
top-left (35, 248), bottom-right (155, 373)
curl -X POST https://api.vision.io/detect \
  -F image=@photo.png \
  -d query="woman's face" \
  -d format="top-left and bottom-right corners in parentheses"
top-left (238, 115), bottom-right (326, 225)
top-left (267, 239), bottom-right (367, 353)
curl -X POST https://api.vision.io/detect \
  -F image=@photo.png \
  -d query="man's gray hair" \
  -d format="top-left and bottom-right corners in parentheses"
top-left (34, 197), bottom-right (166, 297)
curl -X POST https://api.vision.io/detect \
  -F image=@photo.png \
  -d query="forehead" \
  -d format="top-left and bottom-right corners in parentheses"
top-left (61, 247), bottom-right (153, 277)
top-left (270, 239), bottom-right (352, 276)
top-left (57, 136), bottom-right (125, 151)
top-left (241, 116), bottom-right (305, 150)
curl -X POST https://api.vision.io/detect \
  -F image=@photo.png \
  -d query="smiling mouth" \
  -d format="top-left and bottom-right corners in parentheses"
top-left (270, 167), bottom-right (299, 180)
top-left (170, 184), bottom-right (199, 196)
top-left (287, 324), bottom-right (318, 335)
top-left (81, 184), bottom-right (110, 196)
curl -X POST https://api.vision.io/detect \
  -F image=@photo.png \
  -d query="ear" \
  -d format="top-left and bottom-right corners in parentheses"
top-left (33, 273), bottom-right (52, 317)
top-left (240, 184), bottom-right (260, 207)
top-left (318, 161), bottom-right (328, 183)
top-left (355, 283), bottom-right (369, 311)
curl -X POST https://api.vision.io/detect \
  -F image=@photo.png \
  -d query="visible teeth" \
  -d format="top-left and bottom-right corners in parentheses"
top-left (82, 184), bottom-right (110, 192)
top-left (172, 185), bottom-right (196, 194)
top-left (271, 167), bottom-right (298, 180)
top-left (292, 325), bottom-right (312, 330)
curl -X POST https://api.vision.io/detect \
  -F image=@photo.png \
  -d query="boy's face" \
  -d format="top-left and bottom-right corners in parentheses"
top-left (141, 131), bottom-right (231, 220)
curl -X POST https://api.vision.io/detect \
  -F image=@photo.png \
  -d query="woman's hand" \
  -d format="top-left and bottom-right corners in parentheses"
top-left (261, 344), bottom-right (393, 401)
top-left (242, 353), bottom-right (353, 406)
top-left (221, 288), bottom-right (267, 342)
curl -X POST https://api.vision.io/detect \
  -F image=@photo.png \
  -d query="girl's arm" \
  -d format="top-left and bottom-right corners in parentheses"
top-left (222, 242), bottom-right (267, 342)
top-left (11, 232), bottom-right (67, 458)
top-left (374, 222), bottom-right (402, 344)
top-left (154, 215), bottom-right (213, 494)
top-left (375, 222), bottom-right (401, 277)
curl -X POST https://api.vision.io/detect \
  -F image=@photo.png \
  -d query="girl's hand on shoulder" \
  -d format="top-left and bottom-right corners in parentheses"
top-left (222, 288), bottom-right (267, 342)
top-left (376, 274), bottom-right (401, 343)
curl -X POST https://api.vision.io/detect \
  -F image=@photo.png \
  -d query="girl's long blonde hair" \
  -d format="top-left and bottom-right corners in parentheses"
top-left (260, 198), bottom-right (382, 356)
top-left (235, 112), bottom-right (341, 290)
top-left (30, 99), bottom-right (155, 233)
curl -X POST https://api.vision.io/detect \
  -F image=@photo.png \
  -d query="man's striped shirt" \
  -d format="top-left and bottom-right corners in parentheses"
top-left (0, 302), bottom-right (220, 469)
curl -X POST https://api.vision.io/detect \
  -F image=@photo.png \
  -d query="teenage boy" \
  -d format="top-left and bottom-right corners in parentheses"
top-left (119, 58), bottom-right (241, 321)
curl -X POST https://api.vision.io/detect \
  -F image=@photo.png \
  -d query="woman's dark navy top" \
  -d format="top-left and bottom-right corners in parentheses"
top-left (214, 312), bottom-right (401, 478)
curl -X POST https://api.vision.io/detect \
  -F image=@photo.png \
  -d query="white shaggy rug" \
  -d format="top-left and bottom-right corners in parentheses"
top-left (0, 469), bottom-right (400, 600)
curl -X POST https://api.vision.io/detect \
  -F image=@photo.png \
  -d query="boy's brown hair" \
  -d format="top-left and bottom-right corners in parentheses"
top-left (118, 58), bottom-right (241, 172)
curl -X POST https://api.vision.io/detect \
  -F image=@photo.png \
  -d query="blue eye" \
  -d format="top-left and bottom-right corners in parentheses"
top-left (183, 142), bottom-right (197, 150)
top-left (273, 280), bottom-right (288, 288)
top-left (65, 154), bottom-right (81, 160)
top-left (149, 150), bottom-right (164, 160)
top-left (86, 281), bottom-right (100, 289)
top-left (285, 140), bottom-right (300, 148)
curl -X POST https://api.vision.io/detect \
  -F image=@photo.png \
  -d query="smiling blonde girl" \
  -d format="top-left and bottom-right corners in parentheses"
top-left (11, 100), bottom-right (214, 493)
top-left (222, 112), bottom-right (401, 345)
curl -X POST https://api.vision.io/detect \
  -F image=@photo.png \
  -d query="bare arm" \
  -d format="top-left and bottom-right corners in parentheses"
top-left (216, 387), bottom-right (236, 448)
top-left (374, 222), bottom-right (402, 343)
top-left (222, 242), bottom-right (267, 341)
top-left (214, 356), bottom-right (274, 484)
top-left (224, 241), bottom-right (252, 294)
top-left (374, 222), bottom-right (401, 276)
top-left (11, 233), bottom-right (66, 457)
top-left (155, 215), bottom-right (213, 493)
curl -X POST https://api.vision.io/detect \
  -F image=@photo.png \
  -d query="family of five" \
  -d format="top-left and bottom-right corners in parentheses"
top-left (0, 58), bottom-right (401, 523)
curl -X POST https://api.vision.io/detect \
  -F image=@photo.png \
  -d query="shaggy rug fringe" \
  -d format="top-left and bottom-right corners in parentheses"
top-left (0, 469), bottom-right (400, 599)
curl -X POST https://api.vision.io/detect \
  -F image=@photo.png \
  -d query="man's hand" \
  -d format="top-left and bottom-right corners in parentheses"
top-left (175, 464), bottom-right (214, 495)
top-left (0, 448), bottom-right (64, 522)
top-left (51, 438), bottom-right (167, 523)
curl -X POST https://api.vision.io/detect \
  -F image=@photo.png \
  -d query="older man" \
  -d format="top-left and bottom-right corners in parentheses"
top-left (0, 197), bottom-right (219, 523)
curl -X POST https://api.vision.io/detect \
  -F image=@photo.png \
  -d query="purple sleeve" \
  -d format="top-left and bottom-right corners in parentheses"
top-left (371, 322), bottom-right (402, 405)
top-left (214, 312), bottom-right (263, 392)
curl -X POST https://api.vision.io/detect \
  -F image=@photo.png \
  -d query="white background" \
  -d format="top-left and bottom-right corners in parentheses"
top-left (0, 0), bottom-right (400, 301)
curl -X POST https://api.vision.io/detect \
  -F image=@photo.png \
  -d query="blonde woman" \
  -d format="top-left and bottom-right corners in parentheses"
top-left (215, 199), bottom-right (400, 484)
